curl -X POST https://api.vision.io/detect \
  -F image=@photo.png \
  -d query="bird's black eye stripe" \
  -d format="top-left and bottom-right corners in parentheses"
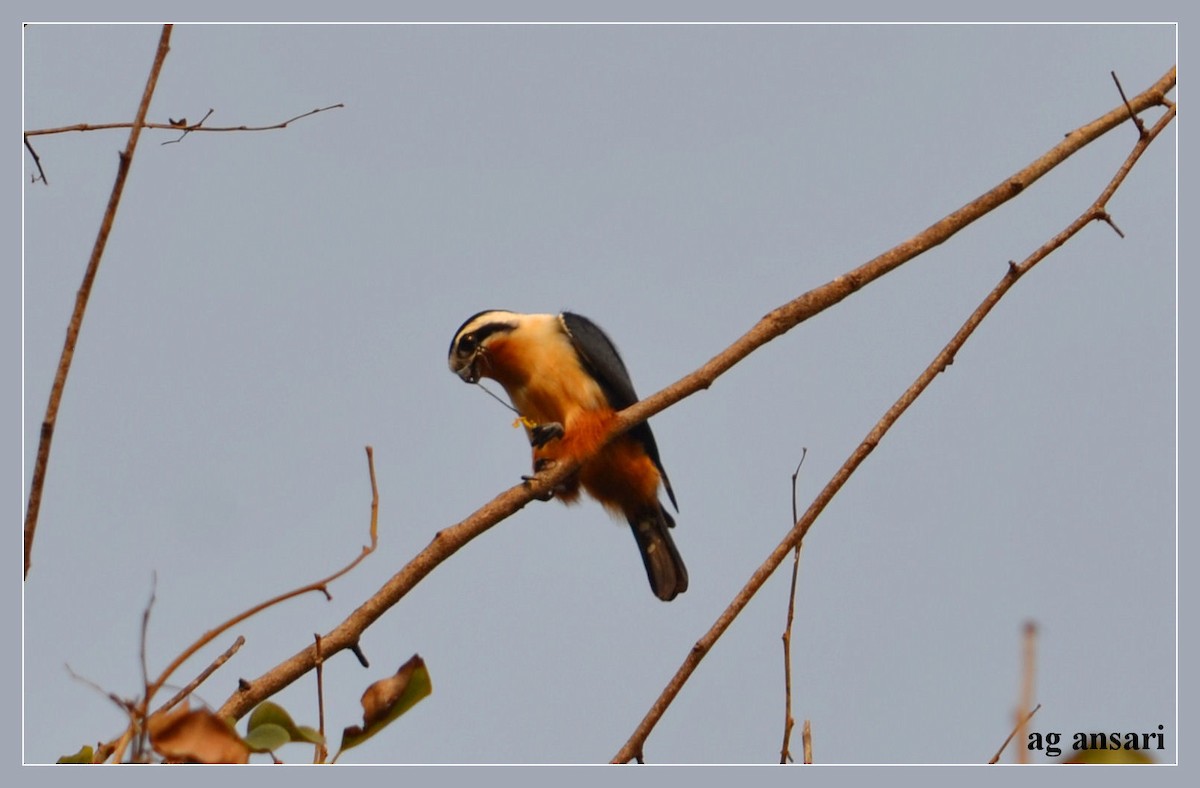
top-left (453, 321), bottom-right (515, 357)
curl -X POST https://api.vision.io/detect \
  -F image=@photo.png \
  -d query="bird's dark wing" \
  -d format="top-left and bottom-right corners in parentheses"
top-left (560, 311), bottom-right (677, 511)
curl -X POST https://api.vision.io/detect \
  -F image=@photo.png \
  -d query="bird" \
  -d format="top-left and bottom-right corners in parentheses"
top-left (448, 310), bottom-right (688, 601)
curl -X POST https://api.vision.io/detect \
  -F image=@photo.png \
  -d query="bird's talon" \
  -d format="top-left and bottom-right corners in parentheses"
top-left (529, 422), bottom-right (565, 448)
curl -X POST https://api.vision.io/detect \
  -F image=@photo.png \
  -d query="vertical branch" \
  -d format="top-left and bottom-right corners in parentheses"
top-left (135, 573), bottom-right (159, 762)
top-left (313, 634), bottom-right (328, 764)
top-left (23, 24), bottom-right (173, 579)
top-left (1015, 621), bottom-right (1038, 764)
top-left (779, 451), bottom-right (806, 764)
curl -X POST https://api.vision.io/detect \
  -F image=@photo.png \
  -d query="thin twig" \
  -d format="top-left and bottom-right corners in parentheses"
top-left (23, 25), bottom-right (173, 579)
top-left (135, 573), bottom-right (159, 762)
top-left (143, 445), bottom-right (379, 705)
top-left (802, 719), bottom-right (813, 764)
top-left (365, 445), bottom-right (380, 549)
top-left (610, 86), bottom-right (1176, 765)
top-left (779, 450), bottom-right (807, 764)
top-left (1111, 71), bottom-right (1146, 137)
top-left (152, 636), bottom-right (246, 717)
top-left (313, 634), bottom-right (328, 764)
top-left (1099, 211), bottom-right (1125, 238)
top-left (161, 107), bottom-right (214, 145)
top-left (1015, 621), bottom-right (1038, 764)
top-left (215, 67), bottom-right (1175, 727)
top-left (991, 703), bottom-right (1043, 764)
top-left (64, 664), bottom-right (132, 716)
top-left (24, 103), bottom-right (345, 140)
top-left (64, 665), bottom-right (139, 763)
top-left (93, 445), bottom-right (380, 762)
top-left (24, 135), bottom-right (48, 184)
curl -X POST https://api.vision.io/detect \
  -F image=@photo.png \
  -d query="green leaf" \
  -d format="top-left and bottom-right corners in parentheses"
top-left (56, 745), bottom-right (94, 764)
top-left (243, 723), bottom-right (291, 753)
top-left (245, 700), bottom-right (325, 752)
top-left (294, 725), bottom-right (324, 745)
top-left (335, 654), bottom-right (431, 761)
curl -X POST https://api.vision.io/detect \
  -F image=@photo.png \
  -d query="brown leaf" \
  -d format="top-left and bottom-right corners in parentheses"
top-left (148, 702), bottom-right (250, 764)
top-left (361, 655), bottom-right (425, 726)
top-left (336, 654), bottom-right (431, 759)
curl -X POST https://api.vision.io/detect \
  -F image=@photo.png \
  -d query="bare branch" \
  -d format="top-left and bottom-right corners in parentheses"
top-left (991, 703), bottom-right (1043, 764)
top-left (313, 634), bottom-right (329, 764)
top-left (24, 135), bottom-right (48, 184)
top-left (1014, 621), bottom-right (1038, 764)
top-left (217, 67), bottom-right (1175, 729)
top-left (152, 636), bottom-right (246, 718)
top-left (136, 573), bottom-right (159, 761)
top-left (64, 664), bottom-right (132, 716)
top-left (779, 451), bottom-right (807, 764)
top-left (64, 665), bottom-right (140, 763)
top-left (606, 67), bottom-right (1174, 450)
top-left (93, 445), bottom-right (379, 762)
top-left (23, 103), bottom-right (345, 141)
top-left (143, 445), bottom-right (380, 706)
top-left (611, 77), bottom-right (1175, 765)
top-left (161, 107), bottom-right (214, 145)
top-left (1111, 70), bottom-right (1147, 137)
top-left (23, 24), bottom-right (173, 578)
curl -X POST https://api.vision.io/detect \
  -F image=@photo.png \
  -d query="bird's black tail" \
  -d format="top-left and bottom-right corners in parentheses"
top-left (628, 507), bottom-right (688, 602)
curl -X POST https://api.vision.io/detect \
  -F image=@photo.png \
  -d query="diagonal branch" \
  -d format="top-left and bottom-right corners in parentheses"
top-left (99, 445), bottom-right (380, 762)
top-left (23, 24), bottom-right (174, 579)
top-left (606, 66), bottom-right (1175, 446)
top-left (144, 446), bottom-right (379, 708)
top-left (152, 636), bottom-right (247, 719)
top-left (611, 91), bottom-right (1176, 765)
top-left (215, 67), bottom-right (1175, 725)
top-left (991, 703), bottom-right (1043, 764)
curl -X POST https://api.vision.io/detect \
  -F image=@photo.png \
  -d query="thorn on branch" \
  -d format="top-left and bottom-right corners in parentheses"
top-left (1098, 211), bottom-right (1125, 238)
top-left (349, 641), bottom-right (370, 668)
top-left (24, 135), bottom-right (48, 184)
top-left (1111, 71), bottom-right (1147, 138)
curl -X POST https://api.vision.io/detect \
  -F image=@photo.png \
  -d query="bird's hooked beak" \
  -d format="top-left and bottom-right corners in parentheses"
top-left (450, 351), bottom-right (483, 384)
top-left (457, 361), bottom-right (480, 384)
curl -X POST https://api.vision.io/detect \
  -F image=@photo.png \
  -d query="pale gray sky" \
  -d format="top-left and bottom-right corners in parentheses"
top-left (21, 20), bottom-right (1176, 769)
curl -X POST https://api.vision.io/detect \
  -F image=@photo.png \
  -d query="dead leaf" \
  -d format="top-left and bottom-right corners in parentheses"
top-left (148, 702), bottom-right (250, 764)
top-left (335, 654), bottom-right (431, 760)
